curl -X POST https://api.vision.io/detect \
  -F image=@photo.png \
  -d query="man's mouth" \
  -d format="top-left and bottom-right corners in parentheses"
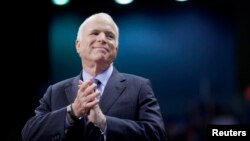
top-left (93, 47), bottom-right (108, 52)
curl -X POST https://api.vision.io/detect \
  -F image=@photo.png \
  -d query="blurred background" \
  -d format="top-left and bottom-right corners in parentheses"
top-left (4, 0), bottom-right (249, 140)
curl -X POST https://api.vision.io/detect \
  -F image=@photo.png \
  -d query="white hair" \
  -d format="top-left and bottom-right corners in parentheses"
top-left (76, 12), bottom-right (119, 43)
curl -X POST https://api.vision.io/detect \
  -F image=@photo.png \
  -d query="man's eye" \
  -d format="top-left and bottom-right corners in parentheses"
top-left (91, 32), bottom-right (98, 35)
top-left (107, 34), bottom-right (114, 39)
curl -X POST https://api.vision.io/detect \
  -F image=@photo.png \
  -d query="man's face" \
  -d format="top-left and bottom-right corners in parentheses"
top-left (76, 15), bottom-right (118, 65)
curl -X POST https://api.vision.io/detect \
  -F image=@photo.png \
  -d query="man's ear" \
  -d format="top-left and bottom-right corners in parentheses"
top-left (116, 46), bottom-right (118, 53)
top-left (75, 40), bottom-right (80, 53)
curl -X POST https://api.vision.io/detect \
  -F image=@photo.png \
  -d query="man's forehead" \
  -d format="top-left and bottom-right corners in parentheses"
top-left (86, 15), bottom-right (113, 25)
top-left (84, 18), bottom-right (117, 32)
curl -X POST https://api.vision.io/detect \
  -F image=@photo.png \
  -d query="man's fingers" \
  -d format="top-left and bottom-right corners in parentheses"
top-left (85, 91), bottom-right (100, 103)
top-left (78, 79), bottom-right (92, 91)
top-left (85, 99), bottom-right (99, 109)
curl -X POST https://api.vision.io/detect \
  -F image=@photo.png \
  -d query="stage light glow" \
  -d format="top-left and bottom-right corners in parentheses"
top-left (52, 0), bottom-right (70, 6)
top-left (114, 0), bottom-right (134, 5)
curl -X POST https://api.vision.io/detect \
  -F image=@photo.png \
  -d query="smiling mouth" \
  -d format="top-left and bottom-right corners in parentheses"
top-left (93, 47), bottom-right (108, 52)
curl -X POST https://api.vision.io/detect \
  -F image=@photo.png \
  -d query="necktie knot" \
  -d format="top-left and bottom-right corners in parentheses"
top-left (92, 78), bottom-right (101, 86)
top-left (92, 78), bottom-right (102, 99)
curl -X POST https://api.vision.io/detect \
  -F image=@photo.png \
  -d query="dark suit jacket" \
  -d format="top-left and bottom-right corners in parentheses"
top-left (22, 68), bottom-right (167, 141)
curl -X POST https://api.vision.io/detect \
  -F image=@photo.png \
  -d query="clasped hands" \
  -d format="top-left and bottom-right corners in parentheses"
top-left (71, 79), bottom-right (106, 131)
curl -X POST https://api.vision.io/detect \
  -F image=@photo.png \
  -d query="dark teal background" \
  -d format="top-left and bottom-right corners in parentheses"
top-left (4, 1), bottom-right (249, 140)
top-left (49, 10), bottom-right (235, 117)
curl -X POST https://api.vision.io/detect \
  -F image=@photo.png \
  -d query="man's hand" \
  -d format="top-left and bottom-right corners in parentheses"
top-left (88, 104), bottom-right (106, 132)
top-left (71, 80), bottom-right (100, 118)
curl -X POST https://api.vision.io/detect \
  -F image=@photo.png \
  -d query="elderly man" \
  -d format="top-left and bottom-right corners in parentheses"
top-left (22, 12), bottom-right (167, 141)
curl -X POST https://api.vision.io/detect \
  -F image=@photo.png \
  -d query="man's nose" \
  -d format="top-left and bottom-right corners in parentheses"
top-left (97, 32), bottom-right (106, 42)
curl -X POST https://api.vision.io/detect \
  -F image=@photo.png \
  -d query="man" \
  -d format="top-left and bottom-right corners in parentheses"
top-left (22, 12), bottom-right (167, 141)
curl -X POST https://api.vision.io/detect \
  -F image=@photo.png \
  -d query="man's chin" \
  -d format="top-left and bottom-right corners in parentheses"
top-left (92, 55), bottom-right (107, 62)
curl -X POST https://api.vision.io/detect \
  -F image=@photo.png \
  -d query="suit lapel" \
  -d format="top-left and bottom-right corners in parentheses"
top-left (65, 74), bottom-right (82, 103)
top-left (100, 69), bottom-right (126, 114)
top-left (64, 70), bottom-right (126, 114)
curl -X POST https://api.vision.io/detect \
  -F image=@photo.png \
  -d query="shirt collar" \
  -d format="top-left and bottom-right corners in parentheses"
top-left (82, 65), bottom-right (113, 87)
